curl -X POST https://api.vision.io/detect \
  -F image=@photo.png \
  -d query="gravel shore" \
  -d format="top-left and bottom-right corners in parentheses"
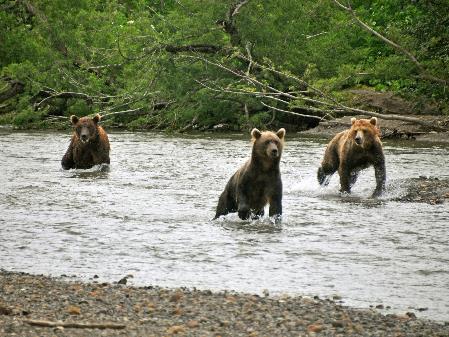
top-left (1, 270), bottom-right (448, 337)
top-left (393, 176), bottom-right (449, 204)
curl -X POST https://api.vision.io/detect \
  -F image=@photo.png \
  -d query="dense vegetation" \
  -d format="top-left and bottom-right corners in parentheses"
top-left (1, 0), bottom-right (448, 131)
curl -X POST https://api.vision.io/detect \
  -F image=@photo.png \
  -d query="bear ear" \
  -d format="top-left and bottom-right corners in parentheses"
top-left (70, 115), bottom-right (79, 125)
top-left (276, 128), bottom-right (286, 140)
top-left (251, 128), bottom-right (262, 139)
top-left (351, 117), bottom-right (356, 125)
top-left (92, 114), bottom-right (101, 124)
top-left (370, 117), bottom-right (377, 126)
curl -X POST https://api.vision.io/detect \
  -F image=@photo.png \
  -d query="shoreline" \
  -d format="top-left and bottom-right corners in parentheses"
top-left (298, 115), bottom-right (449, 144)
top-left (1, 270), bottom-right (448, 336)
top-left (2, 113), bottom-right (449, 145)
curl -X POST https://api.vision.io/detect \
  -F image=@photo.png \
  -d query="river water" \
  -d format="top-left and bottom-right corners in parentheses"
top-left (0, 130), bottom-right (448, 321)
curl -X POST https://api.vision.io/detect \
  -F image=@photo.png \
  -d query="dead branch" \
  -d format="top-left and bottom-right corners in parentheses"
top-left (230, 0), bottom-right (250, 18)
top-left (164, 44), bottom-right (221, 54)
top-left (188, 55), bottom-right (447, 131)
top-left (101, 108), bottom-right (146, 119)
top-left (260, 102), bottom-right (324, 120)
top-left (245, 42), bottom-right (253, 76)
top-left (179, 116), bottom-right (198, 132)
top-left (86, 63), bottom-right (123, 71)
top-left (216, 0), bottom-right (250, 45)
top-left (334, 104), bottom-right (447, 131)
top-left (100, 101), bottom-right (173, 119)
top-left (306, 31), bottom-right (328, 39)
top-left (195, 79), bottom-right (333, 120)
top-left (23, 319), bottom-right (125, 330)
top-left (34, 91), bottom-right (94, 110)
top-left (235, 53), bottom-right (339, 104)
top-left (332, 0), bottom-right (447, 85)
top-left (229, 54), bottom-right (446, 130)
top-left (190, 56), bottom-right (337, 109)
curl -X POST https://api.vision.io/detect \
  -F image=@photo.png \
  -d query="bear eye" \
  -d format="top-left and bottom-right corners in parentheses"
top-left (265, 140), bottom-right (271, 145)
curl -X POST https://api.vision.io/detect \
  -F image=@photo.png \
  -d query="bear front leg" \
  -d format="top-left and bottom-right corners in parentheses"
top-left (372, 160), bottom-right (386, 197)
top-left (318, 160), bottom-right (338, 186)
top-left (94, 152), bottom-right (110, 165)
top-left (237, 201), bottom-right (251, 220)
top-left (269, 196), bottom-right (282, 223)
top-left (214, 190), bottom-right (234, 219)
top-left (61, 140), bottom-right (75, 170)
top-left (338, 164), bottom-right (352, 194)
top-left (269, 179), bottom-right (283, 215)
top-left (236, 179), bottom-right (252, 220)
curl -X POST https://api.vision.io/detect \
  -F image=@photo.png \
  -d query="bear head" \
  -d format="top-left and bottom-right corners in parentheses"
top-left (349, 117), bottom-right (380, 148)
top-left (251, 128), bottom-right (286, 162)
top-left (71, 114), bottom-right (101, 144)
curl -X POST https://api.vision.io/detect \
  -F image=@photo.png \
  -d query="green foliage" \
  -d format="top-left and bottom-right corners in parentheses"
top-left (1, 0), bottom-right (448, 130)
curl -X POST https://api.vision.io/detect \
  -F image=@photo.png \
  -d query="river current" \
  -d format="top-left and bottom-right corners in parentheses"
top-left (0, 130), bottom-right (448, 321)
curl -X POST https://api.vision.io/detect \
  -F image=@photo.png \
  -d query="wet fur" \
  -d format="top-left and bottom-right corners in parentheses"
top-left (61, 114), bottom-right (110, 170)
top-left (317, 117), bottom-right (386, 197)
top-left (214, 128), bottom-right (285, 220)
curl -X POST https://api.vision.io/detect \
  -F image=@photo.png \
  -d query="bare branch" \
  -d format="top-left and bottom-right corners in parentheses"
top-left (164, 44), bottom-right (221, 54)
top-left (334, 103), bottom-right (447, 131)
top-left (188, 55), bottom-right (335, 108)
top-left (260, 102), bottom-right (325, 120)
top-left (35, 91), bottom-right (93, 109)
top-left (245, 42), bottom-right (253, 76)
top-left (187, 55), bottom-right (447, 131)
top-left (100, 101), bottom-right (174, 119)
top-left (216, 0), bottom-right (251, 45)
top-left (23, 319), bottom-right (125, 330)
top-left (306, 32), bottom-right (328, 39)
top-left (231, 0), bottom-right (250, 18)
top-left (236, 52), bottom-right (339, 104)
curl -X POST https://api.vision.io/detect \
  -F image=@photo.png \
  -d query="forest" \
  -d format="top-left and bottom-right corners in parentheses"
top-left (1, 0), bottom-right (448, 131)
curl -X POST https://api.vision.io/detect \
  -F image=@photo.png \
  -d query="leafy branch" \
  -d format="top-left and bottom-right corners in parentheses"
top-left (332, 0), bottom-right (447, 86)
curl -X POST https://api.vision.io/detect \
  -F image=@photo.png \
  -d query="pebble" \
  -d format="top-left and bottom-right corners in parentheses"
top-left (1, 270), bottom-right (448, 337)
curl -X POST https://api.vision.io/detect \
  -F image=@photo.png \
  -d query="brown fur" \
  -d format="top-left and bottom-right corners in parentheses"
top-left (317, 117), bottom-right (386, 197)
top-left (61, 114), bottom-right (110, 170)
top-left (214, 128), bottom-right (286, 221)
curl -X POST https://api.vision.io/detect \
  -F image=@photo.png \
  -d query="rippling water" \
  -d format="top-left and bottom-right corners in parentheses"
top-left (0, 130), bottom-right (448, 321)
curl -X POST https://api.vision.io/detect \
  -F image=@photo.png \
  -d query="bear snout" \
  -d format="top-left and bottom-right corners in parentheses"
top-left (266, 142), bottom-right (280, 158)
top-left (354, 130), bottom-right (364, 145)
top-left (80, 134), bottom-right (89, 143)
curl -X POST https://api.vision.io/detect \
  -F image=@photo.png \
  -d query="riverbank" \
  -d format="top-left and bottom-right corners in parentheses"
top-left (1, 271), bottom-right (448, 337)
top-left (299, 115), bottom-right (449, 144)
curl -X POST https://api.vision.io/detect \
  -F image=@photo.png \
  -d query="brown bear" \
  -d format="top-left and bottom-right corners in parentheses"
top-left (214, 128), bottom-right (286, 221)
top-left (317, 117), bottom-right (386, 197)
top-left (61, 114), bottom-right (110, 170)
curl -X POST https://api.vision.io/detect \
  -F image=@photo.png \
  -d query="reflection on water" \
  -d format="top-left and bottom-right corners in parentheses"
top-left (0, 130), bottom-right (448, 321)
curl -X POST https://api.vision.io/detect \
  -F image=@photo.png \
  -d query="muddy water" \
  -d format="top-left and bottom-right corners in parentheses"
top-left (0, 130), bottom-right (448, 321)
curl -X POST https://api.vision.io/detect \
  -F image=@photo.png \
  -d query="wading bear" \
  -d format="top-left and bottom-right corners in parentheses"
top-left (61, 114), bottom-right (110, 170)
top-left (214, 128), bottom-right (286, 221)
top-left (317, 117), bottom-right (386, 197)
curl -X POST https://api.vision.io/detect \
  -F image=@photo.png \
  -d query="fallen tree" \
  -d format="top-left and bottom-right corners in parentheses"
top-left (183, 54), bottom-right (447, 132)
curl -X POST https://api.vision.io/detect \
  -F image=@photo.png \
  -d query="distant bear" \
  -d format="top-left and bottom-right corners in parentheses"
top-left (214, 128), bottom-right (286, 221)
top-left (317, 117), bottom-right (386, 197)
top-left (61, 114), bottom-right (110, 170)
